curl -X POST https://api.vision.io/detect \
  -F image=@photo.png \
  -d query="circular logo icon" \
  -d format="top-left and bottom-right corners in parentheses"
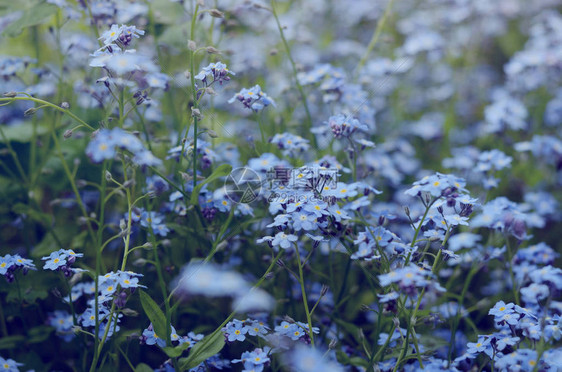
top-left (223, 167), bottom-right (262, 204)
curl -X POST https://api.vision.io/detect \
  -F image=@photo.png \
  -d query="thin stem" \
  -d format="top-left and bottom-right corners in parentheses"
top-left (0, 97), bottom-right (94, 131)
top-left (189, 2), bottom-right (201, 190)
top-left (0, 126), bottom-right (29, 185)
top-left (91, 161), bottom-right (108, 372)
top-left (404, 197), bottom-right (438, 265)
top-left (355, 0), bottom-right (395, 73)
top-left (14, 276), bottom-right (28, 331)
top-left (181, 250), bottom-right (284, 366)
top-left (504, 237), bottom-right (520, 305)
top-left (293, 242), bottom-right (315, 346)
top-left (0, 299), bottom-right (8, 338)
top-left (270, 0), bottom-right (315, 147)
top-left (63, 275), bottom-right (77, 325)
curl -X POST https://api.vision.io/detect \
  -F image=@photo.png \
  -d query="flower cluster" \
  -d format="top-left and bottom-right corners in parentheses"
top-left (228, 85), bottom-right (276, 112)
top-left (195, 62), bottom-right (235, 87)
top-left (41, 249), bottom-right (83, 276)
top-left (86, 128), bottom-right (161, 166)
top-left (0, 254), bottom-right (35, 282)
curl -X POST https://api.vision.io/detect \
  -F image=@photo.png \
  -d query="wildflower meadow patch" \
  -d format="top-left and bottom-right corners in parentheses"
top-left (0, 0), bottom-right (561, 371)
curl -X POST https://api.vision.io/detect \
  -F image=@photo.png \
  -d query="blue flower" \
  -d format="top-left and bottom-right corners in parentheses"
top-left (285, 344), bottom-right (344, 372)
top-left (42, 251), bottom-right (68, 271)
top-left (292, 212), bottom-right (317, 231)
top-left (145, 72), bottom-right (170, 89)
top-left (228, 85), bottom-right (276, 112)
top-left (246, 319), bottom-right (269, 337)
top-left (99, 24), bottom-right (122, 45)
top-left (142, 323), bottom-right (178, 348)
top-left (521, 283), bottom-right (550, 304)
top-left (466, 336), bottom-right (492, 358)
top-left (171, 261), bottom-right (251, 298)
top-left (0, 255), bottom-right (15, 275)
top-left (194, 62), bottom-right (234, 86)
top-left (225, 319), bottom-right (247, 342)
top-left (86, 130), bottom-right (117, 163)
top-left (529, 265), bottom-right (562, 290)
top-left (270, 133), bottom-right (309, 156)
top-left (271, 232), bottom-right (298, 250)
top-left (0, 356), bottom-right (23, 372)
top-left (133, 149), bottom-right (163, 167)
top-left (79, 307), bottom-right (109, 328)
top-left (48, 310), bottom-right (75, 342)
top-left (495, 349), bottom-right (539, 371)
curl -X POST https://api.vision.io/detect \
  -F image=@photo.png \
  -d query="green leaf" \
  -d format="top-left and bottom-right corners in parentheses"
top-left (0, 335), bottom-right (24, 349)
top-left (162, 341), bottom-right (191, 358)
top-left (27, 325), bottom-right (53, 344)
top-left (135, 363), bottom-right (153, 372)
top-left (138, 290), bottom-right (167, 343)
top-left (2, 2), bottom-right (57, 37)
top-left (189, 164), bottom-right (232, 205)
top-left (157, 24), bottom-right (188, 48)
top-left (254, 140), bottom-right (276, 155)
top-left (12, 203), bottom-right (52, 226)
top-left (31, 232), bottom-right (58, 257)
top-left (0, 122), bottom-right (50, 143)
top-left (179, 331), bottom-right (225, 371)
top-left (336, 350), bottom-right (350, 364)
top-left (70, 230), bottom-right (88, 250)
top-left (6, 288), bottom-right (48, 303)
top-left (349, 357), bottom-right (369, 368)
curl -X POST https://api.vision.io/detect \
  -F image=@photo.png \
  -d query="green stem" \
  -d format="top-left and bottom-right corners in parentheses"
top-left (189, 2), bottom-right (200, 190)
top-left (63, 275), bottom-right (77, 325)
top-left (91, 161), bottom-right (109, 372)
top-left (447, 264), bottom-right (479, 364)
top-left (504, 237), bottom-right (520, 305)
top-left (0, 126), bottom-right (29, 185)
top-left (293, 243), bottom-right (315, 346)
top-left (355, 0), bottom-right (395, 73)
top-left (270, 0), bottom-right (315, 147)
top-left (51, 130), bottom-right (97, 246)
top-left (14, 276), bottom-right (28, 332)
top-left (404, 197), bottom-right (438, 265)
top-left (182, 250), bottom-right (284, 367)
top-left (0, 97), bottom-right (94, 130)
top-left (0, 299), bottom-right (8, 338)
